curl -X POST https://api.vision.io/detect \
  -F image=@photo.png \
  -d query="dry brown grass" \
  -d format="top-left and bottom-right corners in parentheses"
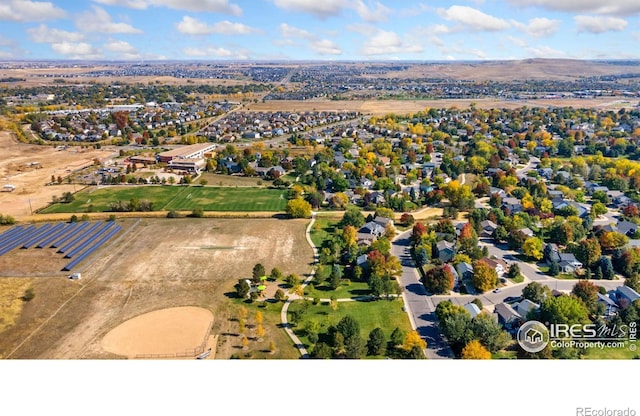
top-left (0, 217), bottom-right (313, 359)
top-left (0, 279), bottom-right (32, 335)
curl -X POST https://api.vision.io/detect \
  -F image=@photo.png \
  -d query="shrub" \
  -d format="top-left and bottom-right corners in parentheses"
top-left (21, 288), bottom-right (35, 302)
top-left (166, 210), bottom-right (179, 218)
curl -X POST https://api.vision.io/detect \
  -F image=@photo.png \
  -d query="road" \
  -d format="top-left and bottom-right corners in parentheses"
top-left (391, 230), bottom-right (454, 359)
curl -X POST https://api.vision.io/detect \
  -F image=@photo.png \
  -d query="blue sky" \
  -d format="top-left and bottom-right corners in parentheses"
top-left (0, 0), bottom-right (639, 61)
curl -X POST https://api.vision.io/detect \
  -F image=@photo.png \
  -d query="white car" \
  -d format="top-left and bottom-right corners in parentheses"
top-left (493, 288), bottom-right (502, 293)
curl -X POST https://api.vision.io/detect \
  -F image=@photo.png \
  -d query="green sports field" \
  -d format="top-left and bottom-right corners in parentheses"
top-left (40, 185), bottom-right (288, 213)
top-left (164, 187), bottom-right (288, 211)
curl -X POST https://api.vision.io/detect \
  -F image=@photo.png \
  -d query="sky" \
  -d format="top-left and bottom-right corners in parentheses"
top-left (0, 0), bottom-right (639, 61)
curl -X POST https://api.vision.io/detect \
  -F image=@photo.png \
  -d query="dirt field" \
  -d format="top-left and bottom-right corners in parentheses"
top-left (0, 218), bottom-right (313, 359)
top-left (245, 97), bottom-right (637, 116)
top-left (101, 306), bottom-right (213, 358)
top-left (0, 131), bottom-right (115, 219)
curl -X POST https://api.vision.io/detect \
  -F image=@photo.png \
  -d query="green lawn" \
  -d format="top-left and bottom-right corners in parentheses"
top-left (41, 185), bottom-right (288, 213)
top-left (305, 279), bottom-right (372, 300)
top-left (164, 187), bottom-right (288, 211)
top-left (40, 185), bottom-right (181, 213)
top-left (288, 297), bottom-right (412, 354)
top-left (309, 217), bottom-right (340, 248)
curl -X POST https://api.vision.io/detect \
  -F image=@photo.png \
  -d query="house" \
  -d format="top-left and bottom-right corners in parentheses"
top-left (616, 220), bottom-right (638, 237)
top-left (558, 253), bottom-right (582, 273)
top-left (372, 216), bottom-right (394, 228)
top-left (544, 243), bottom-right (561, 264)
top-left (516, 227), bottom-right (534, 238)
top-left (514, 299), bottom-right (540, 319)
top-left (464, 302), bottom-right (481, 319)
top-left (436, 240), bottom-right (455, 263)
top-left (456, 262), bottom-right (474, 280)
top-left (489, 187), bottom-right (507, 198)
top-left (445, 264), bottom-right (459, 289)
top-left (597, 293), bottom-right (619, 317)
top-left (494, 303), bottom-right (523, 332)
top-left (479, 220), bottom-right (498, 238)
top-left (356, 254), bottom-right (369, 268)
top-left (615, 286), bottom-right (640, 307)
top-left (501, 197), bottom-right (523, 214)
top-left (479, 257), bottom-right (507, 277)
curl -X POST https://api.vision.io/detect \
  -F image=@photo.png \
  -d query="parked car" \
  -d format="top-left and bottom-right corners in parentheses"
top-left (493, 288), bottom-right (502, 293)
top-left (504, 296), bottom-right (522, 303)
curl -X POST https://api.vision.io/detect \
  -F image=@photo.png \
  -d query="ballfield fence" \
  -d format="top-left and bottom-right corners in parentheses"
top-left (134, 320), bottom-right (212, 359)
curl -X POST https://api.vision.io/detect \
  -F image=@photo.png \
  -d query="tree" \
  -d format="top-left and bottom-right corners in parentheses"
top-left (625, 273), bottom-right (640, 292)
top-left (389, 327), bottom-right (406, 349)
top-left (471, 313), bottom-right (510, 353)
top-left (402, 330), bottom-right (427, 353)
top-left (422, 265), bottom-right (455, 294)
top-left (252, 263), bottom-right (266, 284)
top-left (340, 207), bottom-right (365, 228)
top-left (492, 225), bottom-right (508, 242)
top-left (366, 327), bottom-right (386, 356)
top-left (471, 260), bottom-right (498, 293)
top-left (539, 295), bottom-right (591, 326)
top-left (507, 263), bottom-right (522, 281)
top-left (274, 288), bottom-right (286, 302)
top-left (329, 264), bottom-right (342, 290)
top-left (461, 340), bottom-right (491, 359)
top-left (523, 237), bottom-right (544, 261)
top-left (597, 256), bottom-right (615, 280)
top-left (599, 231), bottom-right (629, 252)
top-left (285, 273), bottom-right (300, 288)
top-left (522, 282), bottom-right (551, 304)
top-left (286, 198), bottom-right (312, 218)
top-left (591, 202), bottom-right (608, 218)
top-left (311, 342), bottom-right (333, 359)
top-left (415, 246), bottom-right (429, 266)
top-left (571, 280), bottom-right (600, 315)
top-left (270, 267), bottom-right (283, 281)
top-left (575, 238), bottom-right (602, 268)
top-left (234, 279), bottom-right (250, 298)
top-left (549, 260), bottom-right (560, 276)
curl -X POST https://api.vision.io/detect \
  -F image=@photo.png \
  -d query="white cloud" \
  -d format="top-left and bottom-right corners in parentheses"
top-left (105, 40), bottom-right (141, 59)
top-left (507, 35), bottom-right (528, 48)
top-left (273, 0), bottom-right (392, 22)
top-left (176, 16), bottom-right (259, 36)
top-left (272, 0), bottom-right (345, 19)
top-left (361, 30), bottom-right (422, 55)
top-left (27, 24), bottom-right (84, 43)
top-left (310, 39), bottom-right (342, 55)
top-left (183, 46), bottom-right (248, 59)
top-left (398, 3), bottom-right (430, 17)
top-left (509, 0), bottom-right (640, 16)
top-left (278, 23), bottom-right (342, 56)
top-left (0, 0), bottom-right (66, 22)
top-left (92, 0), bottom-right (242, 15)
top-left (105, 40), bottom-right (137, 54)
top-left (346, 23), bottom-right (378, 36)
top-left (511, 17), bottom-right (560, 37)
top-left (51, 41), bottom-right (103, 59)
top-left (76, 6), bottom-right (143, 34)
top-left (353, 0), bottom-right (391, 23)
top-left (438, 5), bottom-right (510, 31)
top-left (280, 23), bottom-right (313, 39)
top-left (575, 15), bottom-right (628, 34)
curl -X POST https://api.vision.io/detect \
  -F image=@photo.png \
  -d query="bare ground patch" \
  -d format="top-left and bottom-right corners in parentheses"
top-left (0, 218), bottom-right (312, 359)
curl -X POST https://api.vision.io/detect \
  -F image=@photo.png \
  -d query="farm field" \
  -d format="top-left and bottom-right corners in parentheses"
top-left (0, 218), bottom-right (314, 359)
top-left (40, 185), bottom-right (288, 213)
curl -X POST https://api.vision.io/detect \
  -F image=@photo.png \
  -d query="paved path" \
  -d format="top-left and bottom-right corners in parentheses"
top-left (280, 211), bottom-right (319, 359)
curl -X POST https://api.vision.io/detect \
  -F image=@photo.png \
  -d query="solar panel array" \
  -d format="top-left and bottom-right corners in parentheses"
top-left (0, 221), bottom-right (122, 272)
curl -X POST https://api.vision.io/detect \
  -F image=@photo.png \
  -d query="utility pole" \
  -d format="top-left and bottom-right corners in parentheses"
top-left (28, 199), bottom-right (33, 215)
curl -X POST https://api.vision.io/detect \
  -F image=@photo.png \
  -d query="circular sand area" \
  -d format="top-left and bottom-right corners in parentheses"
top-left (101, 306), bottom-right (213, 358)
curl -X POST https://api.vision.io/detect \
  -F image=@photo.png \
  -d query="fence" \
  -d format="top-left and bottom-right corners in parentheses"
top-left (134, 320), bottom-right (212, 359)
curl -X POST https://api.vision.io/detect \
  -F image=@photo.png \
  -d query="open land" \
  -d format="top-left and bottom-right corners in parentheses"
top-left (0, 218), bottom-right (313, 359)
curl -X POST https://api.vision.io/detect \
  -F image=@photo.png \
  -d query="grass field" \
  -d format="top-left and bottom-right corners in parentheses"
top-left (288, 297), bottom-right (411, 353)
top-left (583, 346), bottom-right (639, 359)
top-left (309, 217), bottom-right (340, 248)
top-left (305, 280), bottom-right (371, 300)
top-left (40, 185), bottom-right (288, 213)
top-left (164, 187), bottom-right (287, 211)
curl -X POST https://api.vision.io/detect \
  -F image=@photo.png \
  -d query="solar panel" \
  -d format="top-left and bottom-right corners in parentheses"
top-left (0, 225), bottom-right (37, 256)
top-left (21, 223), bottom-right (54, 249)
top-left (57, 222), bottom-right (106, 254)
top-left (50, 222), bottom-right (90, 248)
top-left (64, 222), bottom-right (116, 259)
top-left (62, 225), bottom-right (121, 271)
top-left (36, 223), bottom-right (74, 248)
top-left (0, 225), bottom-right (25, 246)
